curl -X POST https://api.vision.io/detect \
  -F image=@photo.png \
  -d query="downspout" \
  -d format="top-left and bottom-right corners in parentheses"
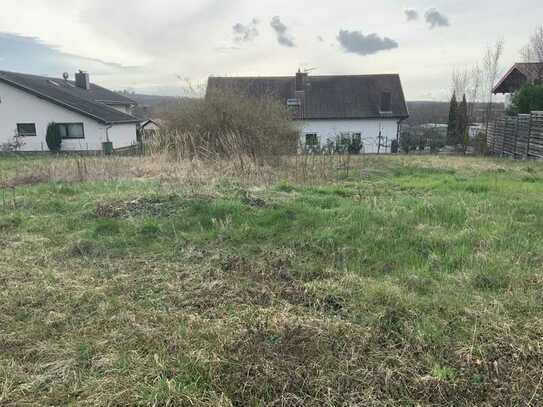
top-left (105, 124), bottom-right (113, 143)
top-left (103, 124), bottom-right (114, 155)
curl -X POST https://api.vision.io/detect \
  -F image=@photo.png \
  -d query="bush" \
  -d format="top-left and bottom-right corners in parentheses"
top-left (472, 131), bottom-right (488, 156)
top-left (1, 131), bottom-right (25, 152)
top-left (391, 139), bottom-right (399, 154)
top-left (509, 84), bottom-right (543, 114)
top-left (155, 88), bottom-right (298, 163)
top-left (400, 131), bottom-right (415, 154)
top-left (348, 136), bottom-right (364, 155)
top-left (46, 122), bottom-right (62, 152)
top-left (416, 133), bottom-right (427, 151)
top-left (426, 128), bottom-right (446, 153)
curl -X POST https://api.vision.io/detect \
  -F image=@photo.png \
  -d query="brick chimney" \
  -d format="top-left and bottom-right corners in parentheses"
top-left (75, 70), bottom-right (90, 90)
top-left (295, 69), bottom-right (308, 92)
top-left (294, 70), bottom-right (308, 120)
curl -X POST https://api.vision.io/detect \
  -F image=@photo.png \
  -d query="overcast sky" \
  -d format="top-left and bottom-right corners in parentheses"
top-left (0, 0), bottom-right (540, 100)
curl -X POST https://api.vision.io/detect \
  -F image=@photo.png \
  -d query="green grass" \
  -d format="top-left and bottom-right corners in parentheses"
top-left (1, 155), bottom-right (543, 405)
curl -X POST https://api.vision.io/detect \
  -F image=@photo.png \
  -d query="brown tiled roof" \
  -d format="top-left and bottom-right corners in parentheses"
top-left (207, 74), bottom-right (409, 120)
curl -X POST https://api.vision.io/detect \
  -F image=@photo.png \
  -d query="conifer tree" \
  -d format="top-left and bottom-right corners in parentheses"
top-left (447, 92), bottom-right (458, 146)
top-left (456, 94), bottom-right (469, 151)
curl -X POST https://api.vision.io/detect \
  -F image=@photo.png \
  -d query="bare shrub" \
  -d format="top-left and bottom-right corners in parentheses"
top-left (147, 88), bottom-right (299, 166)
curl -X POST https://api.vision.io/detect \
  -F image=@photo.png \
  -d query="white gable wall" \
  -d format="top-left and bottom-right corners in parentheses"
top-left (142, 122), bottom-right (161, 132)
top-left (0, 81), bottom-right (137, 152)
top-left (299, 118), bottom-right (400, 154)
top-left (107, 123), bottom-right (140, 147)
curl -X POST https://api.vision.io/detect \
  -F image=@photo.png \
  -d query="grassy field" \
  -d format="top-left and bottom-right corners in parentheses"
top-left (1, 155), bottom-right (543, 406)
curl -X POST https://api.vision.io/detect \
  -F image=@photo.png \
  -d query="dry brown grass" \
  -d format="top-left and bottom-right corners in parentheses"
top-left (0, 153), bottom-right (538, 191)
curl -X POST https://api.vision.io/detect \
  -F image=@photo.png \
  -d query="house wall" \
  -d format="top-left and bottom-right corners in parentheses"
top-left (299, 118), bottom-right (401, 154)
top-left (0, 81), bottom-right (137, 152)
top-left (107, 123), bottom-right (139, 148)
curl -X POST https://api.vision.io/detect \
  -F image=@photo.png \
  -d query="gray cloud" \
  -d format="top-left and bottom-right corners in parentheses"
top-left (270, 16), bottom-right (295, 47)
top-left (425, 9), bottom-right (450, 29)
top-left (405, 8), bottom-right (419, 21)
top-left (233, 18), bottom-right (259, 43)
top-left (337, 30), bottom-right (399, 56)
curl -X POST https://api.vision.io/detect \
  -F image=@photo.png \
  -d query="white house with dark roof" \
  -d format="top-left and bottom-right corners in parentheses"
top-left (0, 70), bottom-right (140, 152)
top-left (207, 71), bottom-right (409, 154)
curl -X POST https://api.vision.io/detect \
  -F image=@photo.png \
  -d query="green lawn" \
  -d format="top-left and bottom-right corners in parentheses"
top-left (1, 155), bottom-right (543, 406)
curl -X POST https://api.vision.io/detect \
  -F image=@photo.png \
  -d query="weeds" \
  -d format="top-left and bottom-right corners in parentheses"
top-left (1, 155), bottom-right (543, 405)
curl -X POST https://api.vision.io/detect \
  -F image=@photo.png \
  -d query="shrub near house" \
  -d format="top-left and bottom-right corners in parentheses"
top-left (509, 84), bottom-right (543, 114)
top-left (46, 122), bottom-right (62, 152)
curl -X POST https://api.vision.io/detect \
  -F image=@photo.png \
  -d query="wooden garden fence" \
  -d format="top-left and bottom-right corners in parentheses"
top-left (487, 111), bottom-right (543, 159)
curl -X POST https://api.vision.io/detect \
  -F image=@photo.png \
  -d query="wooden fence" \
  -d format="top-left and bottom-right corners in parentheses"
top-left (487, 111), bottom-right (543, 159)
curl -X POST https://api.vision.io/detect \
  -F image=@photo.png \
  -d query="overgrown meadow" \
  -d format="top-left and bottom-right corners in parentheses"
top-left (1, 155), bottom-right (542, 406)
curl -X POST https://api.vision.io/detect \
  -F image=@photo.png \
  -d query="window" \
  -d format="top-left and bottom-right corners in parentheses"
top-left (17, 123), bottom-right (37, 137)
top-left (338, 133), bottom-right (352, 149)
top-left (305, 133), bottom-right (319, 148)
top-left (380, 91), bottom-right (392, 112)
top-left (287, 98), bottom-right (301, 107)
top-left (57, 123), bottom-right (85, 139)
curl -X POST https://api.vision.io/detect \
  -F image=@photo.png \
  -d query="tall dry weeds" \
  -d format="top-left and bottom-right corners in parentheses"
top-left (151, 88), bottom-right (299, 166)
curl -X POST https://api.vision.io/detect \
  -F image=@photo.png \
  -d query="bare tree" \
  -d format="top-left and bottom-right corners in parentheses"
top-left (467, 65), bottom-right (483, 123)
top-left (451, 65), bottom-right (482, 124)
top-left (482, 39), bottom-right (505, 132)
top-left (521, 26), bottom-right (543, 82)
top-left (451, 68), bottom-right (470, 98)
top-left (521, 26), bottom-right (543, 63)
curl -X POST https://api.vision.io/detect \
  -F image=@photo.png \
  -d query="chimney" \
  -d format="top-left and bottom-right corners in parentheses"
top-left (294, 69), bottom-right (308, 120)
top-left (295, 69), bottom-right (308, 92)
top-left (75, 70), bottom-right (90, 90)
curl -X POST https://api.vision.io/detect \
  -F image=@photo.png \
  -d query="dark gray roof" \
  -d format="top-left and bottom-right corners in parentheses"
top-left (0, 70), bottom-right (139, 124)
top-left (494, 63), bottom-right (543, 94)
top-left (207, 74), bottom-right (409, 120)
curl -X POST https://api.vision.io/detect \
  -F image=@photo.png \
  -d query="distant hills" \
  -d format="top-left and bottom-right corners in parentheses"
top-left (116, 91), bottom-right (192, 119)
top-left (406, 101), bottom-right (505, 126)
top-left (119, 91), bottom-right (505, 126)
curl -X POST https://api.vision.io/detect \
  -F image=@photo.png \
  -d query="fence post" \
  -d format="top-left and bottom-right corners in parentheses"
top-left (492, 122), bottom-right (496, 154)
top-left (513, 116), bottom-right (519, 158)
top-left (526, 113), bottom-right (533, 159)
top-left (502, 118), bottom-right (507, 157)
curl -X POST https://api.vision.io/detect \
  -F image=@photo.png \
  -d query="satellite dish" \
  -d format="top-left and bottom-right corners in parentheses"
top-left (63, 72), bottom-right (69, 81)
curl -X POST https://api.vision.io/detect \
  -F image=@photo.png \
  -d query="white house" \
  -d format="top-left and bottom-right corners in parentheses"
top-left (207, 71), bottom-right (409, 154)
top-left (140, 119), bottom-right (162, 135)
top-left (0, 70), bottom-right (140, 152)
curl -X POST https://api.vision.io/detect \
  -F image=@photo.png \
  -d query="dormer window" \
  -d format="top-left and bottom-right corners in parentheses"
top-left (380, 91), bottom-right (392, 113)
